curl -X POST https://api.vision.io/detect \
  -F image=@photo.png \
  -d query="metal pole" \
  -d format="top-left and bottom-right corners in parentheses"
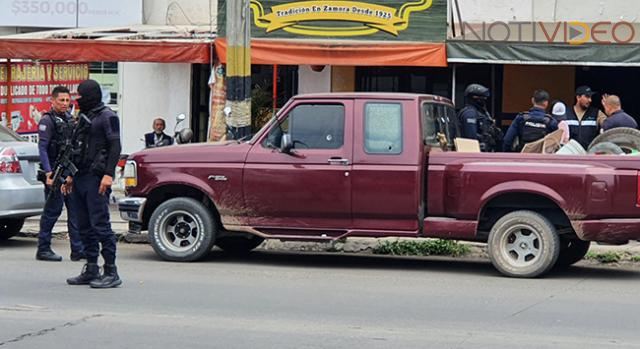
top-left (451, 63), bottom-right (457, 106)
top-left (225, 0), bottom-right (252, 139)
top-left (6, 59), bottom-right (12, 130)
top-left (273, 64), bottom-right (278, 112)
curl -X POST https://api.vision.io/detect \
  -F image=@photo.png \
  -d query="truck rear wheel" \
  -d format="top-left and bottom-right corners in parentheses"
top-left (215, 235), bottom-right (264, 255)
top-left (148, 198), bottom-right (216, 262)
top-left (488, 211), bottom-right (560, 278)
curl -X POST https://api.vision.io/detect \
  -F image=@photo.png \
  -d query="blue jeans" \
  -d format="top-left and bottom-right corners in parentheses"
top-left (38, 187), bottom-right (83, 254)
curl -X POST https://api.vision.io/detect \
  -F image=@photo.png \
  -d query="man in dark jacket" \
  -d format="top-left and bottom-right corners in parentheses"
top-left (565, 86), bottom-right (607, 149)
top-left (458, 84), bottom-right (502, 152)
top-left (36, 86), bottom-right (84, 262)
top-left (503, 89), bottom-right (558, 152)
top-left (144, 118), bottom-right (173, 148)
top-left (602, 95), bottom-right (638, 131)
top-left (65, 79), bottom-right (123, 289)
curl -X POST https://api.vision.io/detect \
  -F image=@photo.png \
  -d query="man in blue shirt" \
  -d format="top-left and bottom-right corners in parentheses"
top-left (601, 95), bottom-right (638, 131)
top-left (36, 86), bottom-right (84, 262)
top-left (503, 89), bottom-right (559, 152)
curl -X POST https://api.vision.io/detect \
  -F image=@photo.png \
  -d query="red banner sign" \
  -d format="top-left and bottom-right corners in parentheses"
top-left (0, 62), bottom-right (89, 134)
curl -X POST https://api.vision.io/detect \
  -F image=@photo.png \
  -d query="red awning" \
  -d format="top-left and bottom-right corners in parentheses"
top-left (0, 38), bottom-right (211, 63)
top-left (216, 38), bottom-right (447, 67)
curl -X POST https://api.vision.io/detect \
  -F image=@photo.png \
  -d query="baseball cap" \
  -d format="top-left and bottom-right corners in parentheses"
top-left (576, 85), bottom-right (596, 96)
top-left (552, 102), bottom-right (566, 117)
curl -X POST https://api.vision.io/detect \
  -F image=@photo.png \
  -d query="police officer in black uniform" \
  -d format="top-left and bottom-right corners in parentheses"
top-left (458, 84), bottom-right (503, 152)
top-left (36, 86), bottom-right (84, 262)
top-left (565, 86), bottom-right (607, 149)
top-left (65, 79), bottom-right (122, 288)
top-left (503, 89), bottom-right (559, 152)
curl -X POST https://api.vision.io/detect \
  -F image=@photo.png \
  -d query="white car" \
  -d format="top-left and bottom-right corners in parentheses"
top-left (0, 125), bottom-right (44, 240)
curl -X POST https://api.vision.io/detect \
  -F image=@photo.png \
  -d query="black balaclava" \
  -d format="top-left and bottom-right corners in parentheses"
top-left (77, 79), bottom-right (103, 113)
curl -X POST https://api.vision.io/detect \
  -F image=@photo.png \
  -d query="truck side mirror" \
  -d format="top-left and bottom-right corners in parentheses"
top-left (281, 133), bottom-right (294, 154)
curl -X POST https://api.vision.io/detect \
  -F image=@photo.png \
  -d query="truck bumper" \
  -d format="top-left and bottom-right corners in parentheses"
top-left (118, 197), bottom-right (147, 223)
top-left (572, 219), bottom-right (640, 243)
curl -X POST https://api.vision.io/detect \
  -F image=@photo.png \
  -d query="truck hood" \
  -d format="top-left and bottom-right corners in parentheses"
top-left (130, 141), bottom-right (253, 164)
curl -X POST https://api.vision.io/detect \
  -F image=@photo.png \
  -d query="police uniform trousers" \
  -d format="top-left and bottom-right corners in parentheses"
top-left (38, 187), bottom-right (83, 254)
top-left (70, 172), bottom-right (117, 264)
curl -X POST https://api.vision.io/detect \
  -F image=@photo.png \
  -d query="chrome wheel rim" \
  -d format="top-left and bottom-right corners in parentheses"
top-left (499, 224), bottom-right (542, 267)
top-left (158, 210), bottom-right (200, 253)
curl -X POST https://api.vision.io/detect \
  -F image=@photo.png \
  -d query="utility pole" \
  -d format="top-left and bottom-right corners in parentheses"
top-left (225, 0), bottom-right (252, 140)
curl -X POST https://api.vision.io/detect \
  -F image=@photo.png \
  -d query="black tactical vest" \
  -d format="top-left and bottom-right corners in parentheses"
top-left (519, 113), bottom-right (551, 144)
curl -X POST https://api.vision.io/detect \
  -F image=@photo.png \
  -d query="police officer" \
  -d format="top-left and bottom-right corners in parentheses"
top-left (36, 86), bottom-right (84, 262)
top-left (65, 79), bottom-right (122, 288)
top-left (565, 86), bottom-right (607, 149)
top-left (458, 84), bottom-right (503, 152)
top-left (503, 89), bottom-right (558, 152)
top-left (601, 94), bottom-right (638, 131)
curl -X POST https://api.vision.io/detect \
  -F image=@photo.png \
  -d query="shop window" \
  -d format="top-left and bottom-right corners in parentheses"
top-left (89, 62), bottom-right (118, 106)
top-left (364, 103), bottom-right (403, 154)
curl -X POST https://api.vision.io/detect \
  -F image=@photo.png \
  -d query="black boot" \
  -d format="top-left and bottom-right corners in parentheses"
top-left (90, 264), bottom-right (122, 289)
top-left (70, 251), bottom-right (86, 262)
top-left (66, 263), bottom-right (100, 285)
top-left (36, 249), bottom-right (62, 262)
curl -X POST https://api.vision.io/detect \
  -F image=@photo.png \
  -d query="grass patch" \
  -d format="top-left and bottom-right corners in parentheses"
top-left (631, 255), bottom-right (640, 263)
top-left (585, 251), bottom-right (622, 264)
top-left (373, 239), bottom-right (470, 257)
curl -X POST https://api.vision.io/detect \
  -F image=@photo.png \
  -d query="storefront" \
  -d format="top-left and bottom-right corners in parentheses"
top-left (0, 26), bottom-right (214, 153)
top-left (212, 0), bottom-right (449, 137)
top-left (447, 20), bottom-right (640, 127)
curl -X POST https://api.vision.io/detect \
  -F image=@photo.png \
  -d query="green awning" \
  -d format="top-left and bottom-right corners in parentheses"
top-left (447, 41), bottom-right (640, 66)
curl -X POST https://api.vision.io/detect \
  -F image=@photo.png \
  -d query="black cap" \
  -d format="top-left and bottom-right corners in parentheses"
top-left (576, 85), bottom-right (595, 96)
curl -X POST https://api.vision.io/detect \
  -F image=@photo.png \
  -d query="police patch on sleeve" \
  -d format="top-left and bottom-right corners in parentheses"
top-left (39, 124), bottom-right (47, 131)
top-left (466, 118), bottom-right (477, 124)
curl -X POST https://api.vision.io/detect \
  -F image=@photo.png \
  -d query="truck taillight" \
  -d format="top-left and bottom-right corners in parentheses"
top-left (0, 148), bottom-right (22, 174)
top-left (123, 160), bottom-right (138, 187)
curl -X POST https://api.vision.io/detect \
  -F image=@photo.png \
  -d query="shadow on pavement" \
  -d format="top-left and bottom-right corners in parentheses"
top-left (127, 247), bottom-right (640, 279)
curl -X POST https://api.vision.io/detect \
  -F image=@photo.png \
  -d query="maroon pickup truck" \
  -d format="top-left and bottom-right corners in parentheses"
top-left (119, 93), bottom-right (640, 278)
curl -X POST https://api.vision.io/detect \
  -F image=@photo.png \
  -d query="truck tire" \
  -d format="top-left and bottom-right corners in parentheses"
top-left (148, 198), bottom-right (216, 262)
top-left (588, 127), bottom-right (640, 154)
top-left (215, 235), bottom-right (264, 255)
top-left (555, 239), bottom-right (590, 268)
top-left (0, 218), bottom-right (25, 240)
top-left (587, 142), bottom-right (624, 155)
top-left (488, 211), bottom-right (560, 278)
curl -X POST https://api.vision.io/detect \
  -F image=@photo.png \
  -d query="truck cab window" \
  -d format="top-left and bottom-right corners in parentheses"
top-left (263, 104), bottom-right (345, 149)
top-left (422, 103), bottom-right (439, 146)
top-left (364, 103), bottom-right (403, 154)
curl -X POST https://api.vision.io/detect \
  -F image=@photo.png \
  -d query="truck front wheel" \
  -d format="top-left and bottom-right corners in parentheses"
top-left (148, 198), bottom-right (216, 262)
top-left (488, 211), bottom-right (560, 278)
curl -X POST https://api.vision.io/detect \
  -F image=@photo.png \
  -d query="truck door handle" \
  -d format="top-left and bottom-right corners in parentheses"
top-left (328, 157), bottom-right (350, 166)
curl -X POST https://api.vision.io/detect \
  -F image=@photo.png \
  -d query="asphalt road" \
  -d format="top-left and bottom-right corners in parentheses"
top-left (1, 237), bottom-right (640, 349)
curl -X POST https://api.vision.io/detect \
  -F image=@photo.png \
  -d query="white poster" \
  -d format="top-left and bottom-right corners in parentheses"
top-left (0, 0), bottom-right (142, 28)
